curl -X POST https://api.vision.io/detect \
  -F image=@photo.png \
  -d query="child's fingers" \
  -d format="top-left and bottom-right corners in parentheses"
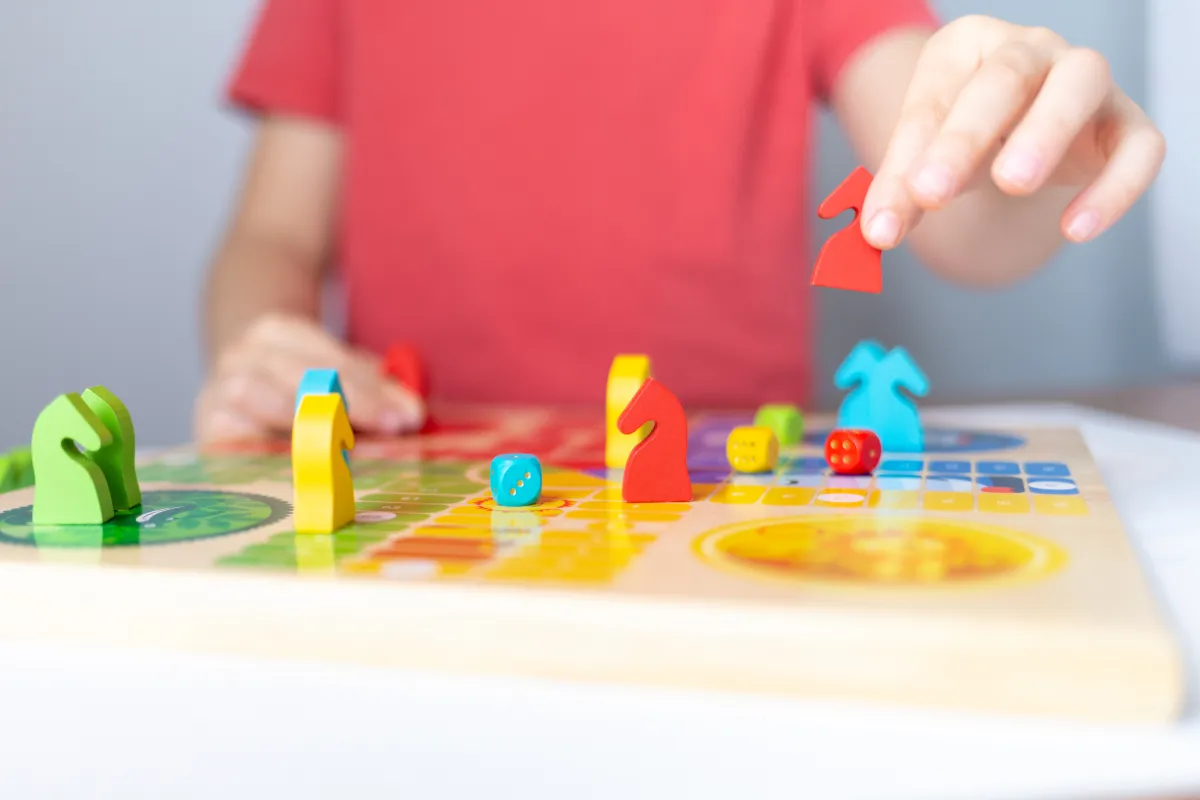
top-left (861, 40), bottom-right (973, 249)
top-left (906, 38), bottom-right (1060, 209)
top-left (196, 407), bottom-right (266, 444)
top-left (992, 47), bottom-right (1113, 196)
top-left (1060, 105), bottom-right (1166, 243)
top-left (229, 314), bottom-right (426, 435)
top-left (338, 369), bottom-right (426, 435)
top-left (264, 347), bottom-right (425, 435)
top-left (210, 363), bottom-right (298, 434)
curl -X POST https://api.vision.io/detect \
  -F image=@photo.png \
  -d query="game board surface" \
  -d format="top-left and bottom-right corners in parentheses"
top-left (0, 406), bottom-right (1183, 724)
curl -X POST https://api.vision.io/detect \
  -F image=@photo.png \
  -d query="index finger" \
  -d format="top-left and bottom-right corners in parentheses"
top-left (860, 44), bottom-right (975, 249)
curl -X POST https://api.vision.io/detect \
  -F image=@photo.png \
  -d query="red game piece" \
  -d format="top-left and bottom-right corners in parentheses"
top-left (810, 166), bottom-right (882, 294)
top-left (824, 429), bottom-right (881, 475)
top-left (617, 378), bottom-right (691, 503)
top-left (383, 342), bottom-right (429, 399)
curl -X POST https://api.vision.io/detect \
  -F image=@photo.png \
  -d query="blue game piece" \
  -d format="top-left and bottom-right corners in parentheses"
top-left (296, 368), bottom-right (349, 463)
top-left (833, 340), bottom-right (886, 431)
top-left (834, 341), bottom-right (928, 452)
top-left (296, 369), bottom-right (346, 411)
top-left (490, 454), bottom-right (542, 507)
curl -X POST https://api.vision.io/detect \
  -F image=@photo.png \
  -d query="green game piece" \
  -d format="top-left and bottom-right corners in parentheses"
top-left (0, 447), bottom-right (33, 493)
top-left (82, 386), bottom-right (142, 510)
top-left (753, 404), bottom-right (804, 446)
top-left (10, 447), bottom-right (34, 489)
top-left (31, 394), bottom-right (115, 525)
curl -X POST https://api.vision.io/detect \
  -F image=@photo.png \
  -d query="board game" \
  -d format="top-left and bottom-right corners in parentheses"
top-left (0, 406), bottom-right (1183, 724)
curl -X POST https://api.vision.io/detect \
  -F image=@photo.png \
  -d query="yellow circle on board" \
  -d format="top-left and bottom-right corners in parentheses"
top-left (693, 516), bottom-right (1067, 588)
top-left (476, 496), bottom-right (570, 513)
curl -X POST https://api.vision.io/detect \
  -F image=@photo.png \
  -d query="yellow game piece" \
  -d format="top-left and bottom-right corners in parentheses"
top-left (292, 393), bottom-right (356, 534)
top-left (726, 426), bottom-right (779, 473)
top-left (605, 354), bottom-right (651, 468)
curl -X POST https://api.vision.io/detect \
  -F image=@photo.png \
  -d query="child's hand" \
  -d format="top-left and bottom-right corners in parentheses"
top-left (862, 15), bottom-right (1166, 249)
top-left (194, 314), bottom-right (425, 443)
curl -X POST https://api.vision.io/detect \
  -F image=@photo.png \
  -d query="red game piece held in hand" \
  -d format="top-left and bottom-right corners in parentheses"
top-left (810, 166), bottom-right (882, 294)
top-left (825, 429), bottom-right (881, 475)
top-left (617, 377), bottom-right (691, 503)
top-left (383, 342), bottom-right (429, 400)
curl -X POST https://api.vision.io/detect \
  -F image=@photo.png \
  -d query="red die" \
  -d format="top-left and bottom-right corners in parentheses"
top-left (824, 429), bottom-right (881, 475)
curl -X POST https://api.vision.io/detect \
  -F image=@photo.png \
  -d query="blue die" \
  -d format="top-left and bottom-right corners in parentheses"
top-left (490, 454), bottom-right (542, 507)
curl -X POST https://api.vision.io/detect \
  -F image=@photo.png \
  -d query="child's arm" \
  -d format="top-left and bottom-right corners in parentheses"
top-left (196, 115), bottom-right (424, 442)
top-left (204, 117), bottom-right (335, 357)
top-left (831, 16), bottom-right (1165, 287)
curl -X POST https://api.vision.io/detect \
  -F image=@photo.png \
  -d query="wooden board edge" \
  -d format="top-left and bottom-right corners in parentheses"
top-left (0, 558), bottom-right (1183, 725)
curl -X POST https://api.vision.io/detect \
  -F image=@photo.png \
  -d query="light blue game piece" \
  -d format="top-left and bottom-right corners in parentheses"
top-left (296, 368), bottom-right (349, 463)
top-left (833, 340), bottom-right (886, 431)
top-left (490, 454), bottom-right (542, 507)
top-left (834, 341), bottom-right (929, 452)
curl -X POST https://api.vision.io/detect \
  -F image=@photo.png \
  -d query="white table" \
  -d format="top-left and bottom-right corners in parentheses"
top-left (0, 405), bottom-right (1197, 799)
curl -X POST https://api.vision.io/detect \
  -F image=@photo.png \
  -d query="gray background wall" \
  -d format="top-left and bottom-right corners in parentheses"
top-left (0, 0), bottom-right (1169, 447)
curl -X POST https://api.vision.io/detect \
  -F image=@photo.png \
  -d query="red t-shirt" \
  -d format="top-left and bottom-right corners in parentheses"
top-left (227, 0), bottom-right (936, 408)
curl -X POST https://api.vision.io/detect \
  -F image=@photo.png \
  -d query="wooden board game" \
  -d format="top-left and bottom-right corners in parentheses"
top-left (0, 406), bottom-right (1183, 724)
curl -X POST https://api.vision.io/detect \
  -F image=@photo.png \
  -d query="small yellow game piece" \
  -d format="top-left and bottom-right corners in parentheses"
top-left (292, 393), bottom-right (356, 534)
top-left (726, 426), bottom-right (778, 473)
top-left (605, 354), bottom-right (651, 469)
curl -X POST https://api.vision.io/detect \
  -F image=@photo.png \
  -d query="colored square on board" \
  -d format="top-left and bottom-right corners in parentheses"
top-left (868, 490), bottom-right (918, 510)
top-left (1034, 495), bottom-right (1087, 515)
top-left (1025, 462), bottom-right (1070, 477)
top-left (785, 457), bottom-right (829, 472)
top-left (729, 473), bottom-right (776, 486)
top-left (875, 475), bottom-right (921, 491)
top-left (709, 485), bottom-right (766, 504)
top-left (879, 459), bottom-right (923, 472)
top-left (929, 460), bottom-right (971, 474)
top-left (976, 461), bottom-right (1020, 475)
top-left (762, 487), bottom-right (816, 506)
top-left (923, 492), bottom-right (974, 511)
top-left (827, 475), bottom-right (872, 489)
top-left (978, 494), bottom-right (1030, 513)
top-left (814, 489), bottom-right (867, 507)
top-left (688, 451), bottom-right (731, 470)
top-left (1028, 478), bottom-right (1079, 495)
top-left (977, 476), bottom-right (1025, 494)
top-left (778, 473), bottom-right (823, 488)
top-left (925, 476), bottom-right (972, 492)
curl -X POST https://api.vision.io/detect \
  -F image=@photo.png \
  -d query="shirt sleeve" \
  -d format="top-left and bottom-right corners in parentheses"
top-left (225, 0), bottom-right (342, 123)
top-left (809, 0), bottom-right (940, 104)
